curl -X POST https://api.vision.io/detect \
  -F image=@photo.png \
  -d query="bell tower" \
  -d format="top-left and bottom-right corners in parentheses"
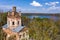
top-left (12, 6), bottom-right (16, 12)
top-left (11, 7), bottom-right (16, 16)
top-left (7, 7), bottom-right (21, 30)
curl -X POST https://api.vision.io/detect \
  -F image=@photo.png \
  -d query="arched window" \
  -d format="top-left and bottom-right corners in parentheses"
top-left (23, 33), bottom-right (25, 37)
top-left (18, 21), bottom-right (19, 25)
top-left (19, 35), bottom-right (21, 38)
top-left (12, 22), bottom-right (14, 25)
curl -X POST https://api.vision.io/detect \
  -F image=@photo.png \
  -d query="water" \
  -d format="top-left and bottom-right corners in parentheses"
top-left (27, 15), bottom-right (59, 20)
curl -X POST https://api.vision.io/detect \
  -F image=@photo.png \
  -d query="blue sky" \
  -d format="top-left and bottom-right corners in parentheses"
top-left (0, 0), bottom-right (60, 13)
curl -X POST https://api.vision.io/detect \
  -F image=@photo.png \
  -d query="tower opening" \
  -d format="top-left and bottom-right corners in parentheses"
top-left (12, 22), bottom-right (14, 25)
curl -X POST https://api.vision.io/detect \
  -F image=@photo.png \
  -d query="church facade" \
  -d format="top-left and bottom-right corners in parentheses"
top-left (2, 7), bottom-right (29, 40)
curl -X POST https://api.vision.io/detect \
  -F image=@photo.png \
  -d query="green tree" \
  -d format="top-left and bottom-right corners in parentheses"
top-left (28, 18), bottom-right (58, 40)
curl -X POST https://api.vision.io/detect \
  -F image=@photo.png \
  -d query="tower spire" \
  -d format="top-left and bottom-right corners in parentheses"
top-left (11, 6), bottom-right (16, 16)
top-left (12, 6), bottom-right (16, 12)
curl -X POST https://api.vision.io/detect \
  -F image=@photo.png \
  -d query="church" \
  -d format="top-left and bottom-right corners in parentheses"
top-left (2, 7), bottom-right (29, 40)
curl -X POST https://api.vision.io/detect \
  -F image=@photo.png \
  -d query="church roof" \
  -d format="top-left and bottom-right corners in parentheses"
top-left (2, 24), bottom-right (8, 28)
top-left (12, 26), bottom-right (25, 32)
top-left (2, 24), bottom-right (25, 32)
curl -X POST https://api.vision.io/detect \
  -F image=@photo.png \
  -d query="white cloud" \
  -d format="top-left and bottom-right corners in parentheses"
top-left (0, 5), bottom-right (21, 9)
top-left (0, 5), bottom-right (11, 9)
top-left (47, 6), bottom-right (60, 11)
top-left (45, 2), bottom-right (59, 6)
top-left (45, 1), bottom-right (60, 12)
top-left (30, 1), bottom-right (42, 7)
top-left (0, 5), bottom-right (21, 12)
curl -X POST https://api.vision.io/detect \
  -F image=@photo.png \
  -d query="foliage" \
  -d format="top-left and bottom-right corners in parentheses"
top-left (28, 17), bottom-right (59, 40)
top-left (0, 13), bottom-right (7, 40)
top-left (21, 16), bottom-right (31, 26)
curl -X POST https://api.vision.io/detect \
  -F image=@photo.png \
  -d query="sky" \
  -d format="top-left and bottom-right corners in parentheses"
top-left (0, 0), bottom-right (60, 13)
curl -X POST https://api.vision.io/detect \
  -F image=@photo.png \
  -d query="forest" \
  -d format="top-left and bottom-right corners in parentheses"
top-left (0, 13), bottom-right (60, 40)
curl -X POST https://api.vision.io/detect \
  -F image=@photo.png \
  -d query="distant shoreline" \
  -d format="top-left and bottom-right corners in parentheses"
top-left (22, 13), bottom-right (60, 16)
top-left (0, 12), bottom-right (60, 16)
